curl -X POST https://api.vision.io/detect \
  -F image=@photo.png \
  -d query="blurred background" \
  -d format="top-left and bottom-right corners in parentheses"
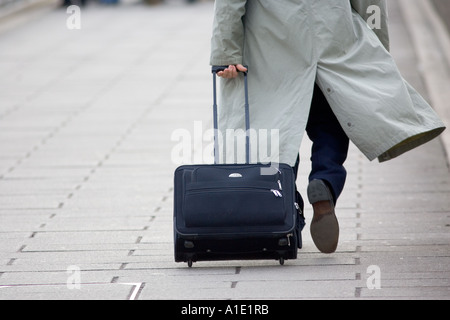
top-left (0, 0), bottom-right (212, 21)
top-left (431, 0), bottom-right (450, 31)
top-left (0, 0), bottom-right (206, 9)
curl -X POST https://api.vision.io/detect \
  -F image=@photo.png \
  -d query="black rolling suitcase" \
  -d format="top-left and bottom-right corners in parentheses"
top-left (173, 67), bottom-right (305, 267)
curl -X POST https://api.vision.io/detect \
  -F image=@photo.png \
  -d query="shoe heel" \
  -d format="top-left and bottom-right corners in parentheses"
top-left (307, 179), bottom-right (333, 204)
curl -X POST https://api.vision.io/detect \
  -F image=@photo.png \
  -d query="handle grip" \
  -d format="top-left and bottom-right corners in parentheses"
top-left (212, 65), bottom-right (248, 74)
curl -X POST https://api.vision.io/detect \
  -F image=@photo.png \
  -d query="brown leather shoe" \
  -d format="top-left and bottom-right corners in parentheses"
top-left (307, 179), bottom-right (339, 254)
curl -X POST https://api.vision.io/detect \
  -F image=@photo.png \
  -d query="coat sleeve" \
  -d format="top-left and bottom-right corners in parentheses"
top-left (210, 0), bottom-right (247, 66)
top-left (350, 0), bottom-right (390, 51)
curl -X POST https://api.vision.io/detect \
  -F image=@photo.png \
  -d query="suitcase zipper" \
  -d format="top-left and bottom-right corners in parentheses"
top-left (187, 182), bottom-right (283, 198)
top-left (188, 187), bottom-right (283, 198)
top-left (191, 166), bottom-right (281, 182)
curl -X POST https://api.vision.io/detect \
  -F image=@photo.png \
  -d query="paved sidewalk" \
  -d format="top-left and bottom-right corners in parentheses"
top-left (0, 0), bottom-right (449, 300)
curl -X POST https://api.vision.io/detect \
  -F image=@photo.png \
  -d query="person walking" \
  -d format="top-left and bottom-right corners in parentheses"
top-left (210, 0), bottom-right (446, 253)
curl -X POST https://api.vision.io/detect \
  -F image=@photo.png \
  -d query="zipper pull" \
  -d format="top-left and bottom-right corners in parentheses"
top-left (287, 233), bottom-right (292, 246)
top-left (277, 180), bottom-right (282, 190)
top-left (270, 189), bottom-right (283, 197)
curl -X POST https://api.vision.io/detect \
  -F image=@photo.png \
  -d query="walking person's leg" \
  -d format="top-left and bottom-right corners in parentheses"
top-left (306, 84), bottom-right (349, 203)
top-left (294, 84), bottom-right (349, 253)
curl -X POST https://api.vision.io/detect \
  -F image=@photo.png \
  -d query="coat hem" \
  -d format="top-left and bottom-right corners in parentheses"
top-left (362, 123), bottom-right (446, 162)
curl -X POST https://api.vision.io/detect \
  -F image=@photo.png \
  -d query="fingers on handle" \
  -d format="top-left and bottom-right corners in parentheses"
top-left (215, 64), bottom-right (247, 79)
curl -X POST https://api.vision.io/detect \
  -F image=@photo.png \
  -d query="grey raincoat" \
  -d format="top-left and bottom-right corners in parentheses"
top-left (210, 0), bottom-right (446, 167)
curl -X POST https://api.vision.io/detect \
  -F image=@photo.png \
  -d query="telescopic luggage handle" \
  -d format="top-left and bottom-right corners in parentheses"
top-left (212, 65), bottom-right (250, 164)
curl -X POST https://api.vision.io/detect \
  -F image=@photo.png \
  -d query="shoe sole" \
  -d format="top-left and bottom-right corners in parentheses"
top-left (310, 211), bottom-right (339, 254)
top-left (307, 180), bottom-right (339, 254)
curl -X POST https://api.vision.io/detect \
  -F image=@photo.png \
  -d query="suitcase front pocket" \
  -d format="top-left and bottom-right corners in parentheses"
top-left (183, 182), bottom-right (286, 228)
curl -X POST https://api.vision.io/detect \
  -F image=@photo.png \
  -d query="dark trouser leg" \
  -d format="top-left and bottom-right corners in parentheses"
top-left (293, 84), bottom-right (349, 204)
top-left (306, 84), bottom-right (349, 204)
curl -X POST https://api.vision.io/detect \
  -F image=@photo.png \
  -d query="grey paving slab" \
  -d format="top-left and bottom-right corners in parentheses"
top-left (0, 270), bottom-right (114, 286)
top-left (3, 251), bottom-right (135, 269)
top-left (359, 287), bottom-right (450, 300)
top-left (0, 283), bottom-right (134, 300)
